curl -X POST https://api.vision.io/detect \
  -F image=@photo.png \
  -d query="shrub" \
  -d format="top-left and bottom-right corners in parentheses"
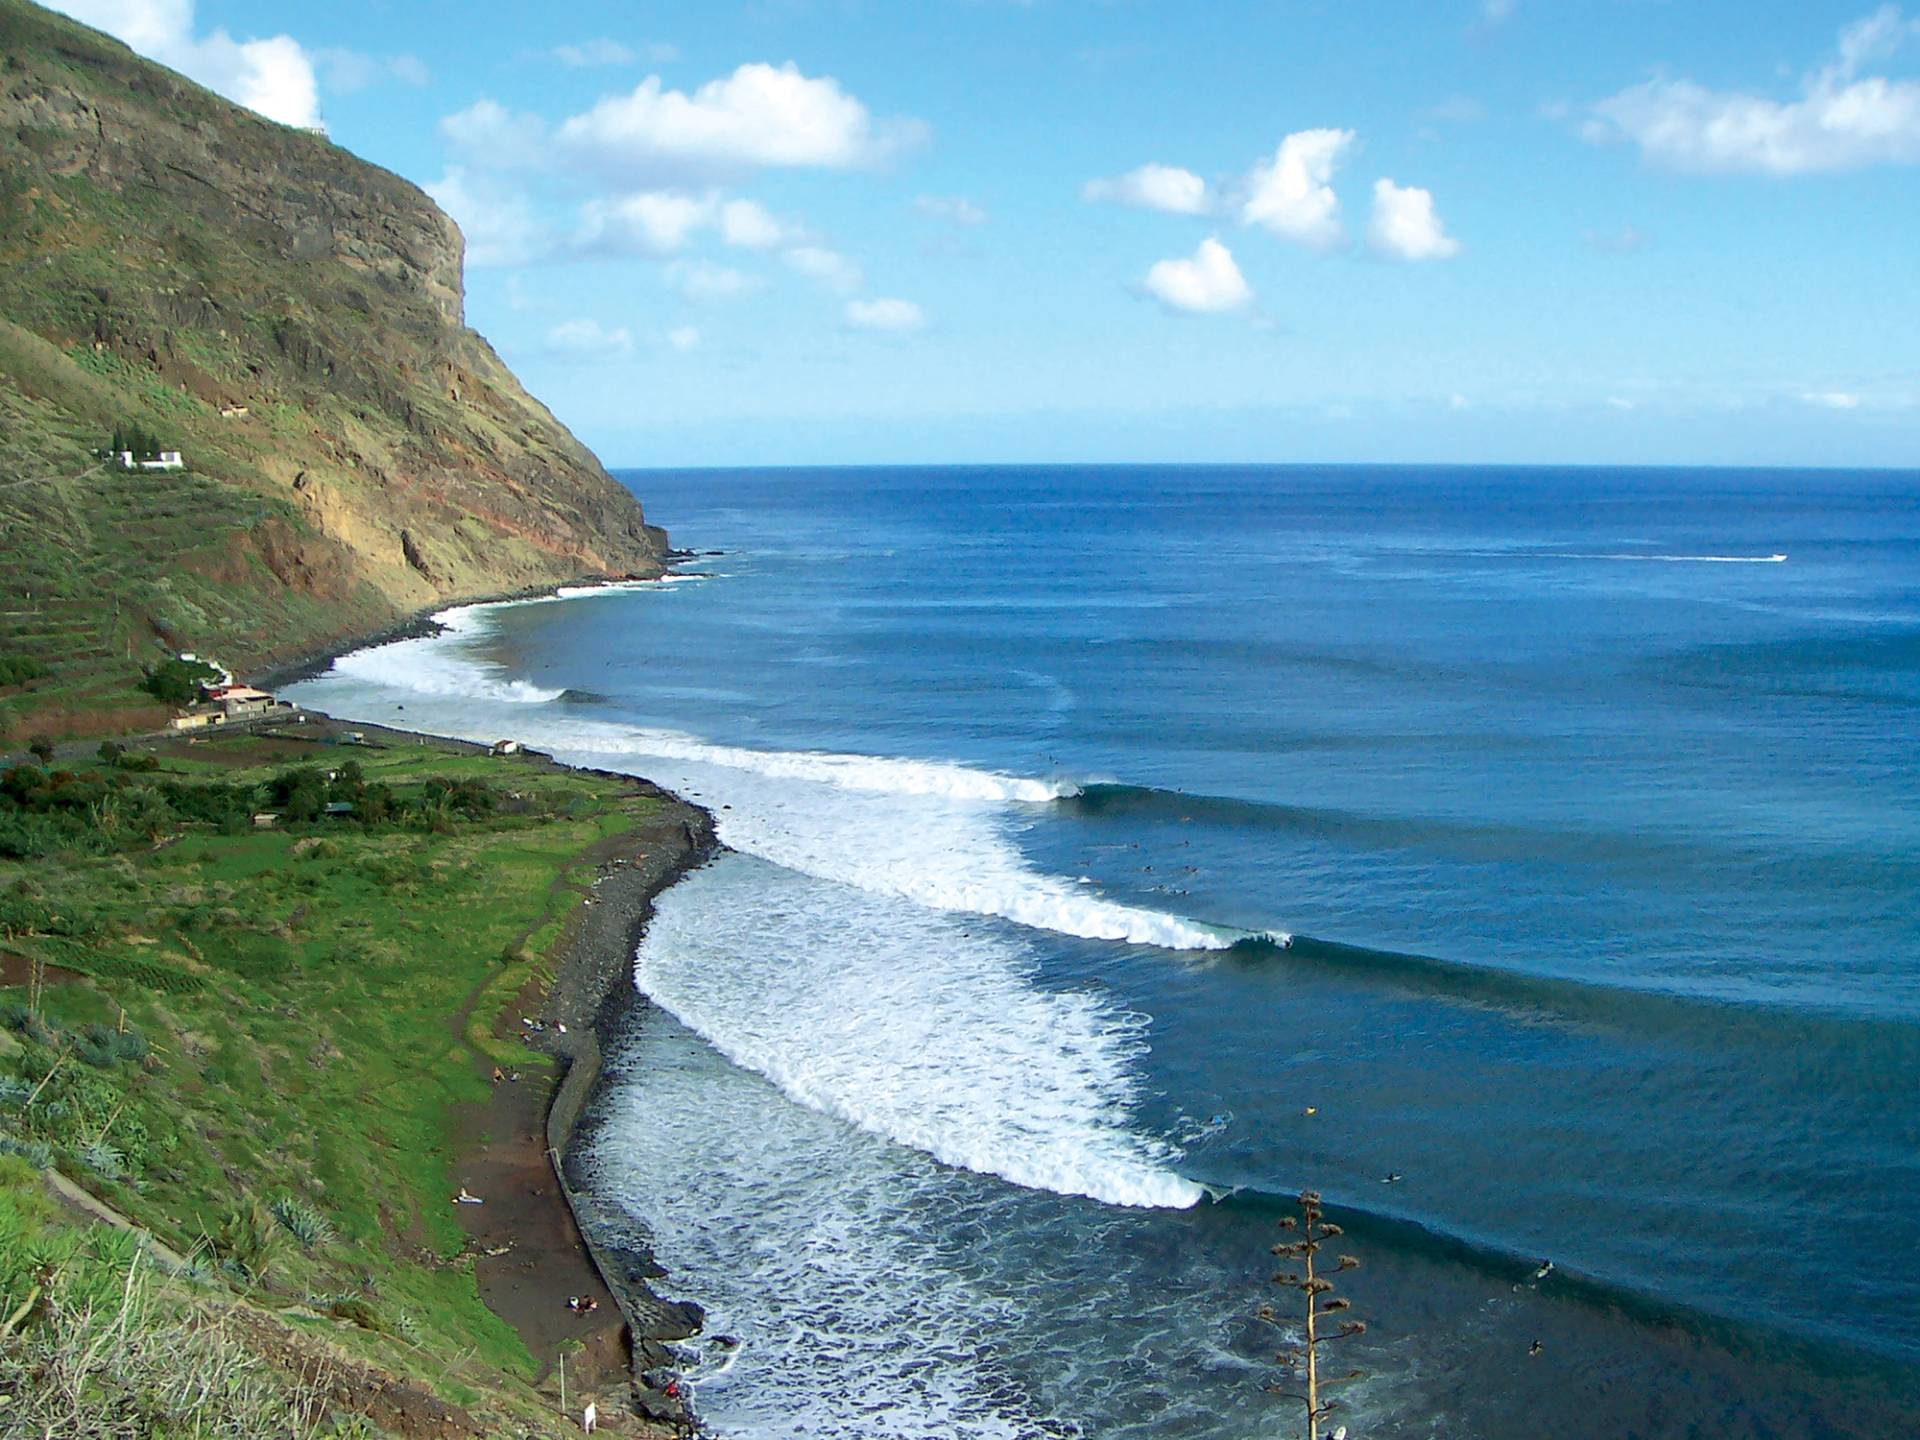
top-left (77, 1139), bottom-right (127, 1179)
top-left (268, 1194), bottom-right (333, 1250)
top-left (139, 657), bottom-right (220, 707)
top-left (208, 1196), bottom-right (278, 1280)
top-left (0, 1000), bottom-right (33, 1030)
top-left (0, 656), bottom-right (49, 687)
top-left (75, 1023), bottom-right (122, 1067)
top-left (0, 1135), bottom-right (53, 1168)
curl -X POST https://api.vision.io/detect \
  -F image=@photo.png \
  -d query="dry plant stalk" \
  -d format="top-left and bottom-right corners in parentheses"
top-left (1257, 1189), bottom-right (1366, 1440)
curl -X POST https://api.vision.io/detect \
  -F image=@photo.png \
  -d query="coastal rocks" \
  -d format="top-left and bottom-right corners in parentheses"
top-left (521, 782), bottom-right (720, 1427)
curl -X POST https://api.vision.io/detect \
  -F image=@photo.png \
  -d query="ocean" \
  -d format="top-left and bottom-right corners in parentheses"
top-left (287, 464), bottom-right (1920, 1438)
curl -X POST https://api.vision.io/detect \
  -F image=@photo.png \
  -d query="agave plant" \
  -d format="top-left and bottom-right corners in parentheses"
top-left (0, 1134), bottom-right (54, 1168)
top-left (268, 1195), bottom-right (333, 1250)
top-left (78, 1139), bottom-right (127, 1178)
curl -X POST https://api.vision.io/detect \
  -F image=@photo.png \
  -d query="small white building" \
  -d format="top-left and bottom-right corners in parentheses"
top-left (119, 450), bottom-right (184, 471)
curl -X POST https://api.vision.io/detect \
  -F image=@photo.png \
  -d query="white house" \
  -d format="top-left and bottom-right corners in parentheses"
top-left (119, 450), bottom-right (184, 471)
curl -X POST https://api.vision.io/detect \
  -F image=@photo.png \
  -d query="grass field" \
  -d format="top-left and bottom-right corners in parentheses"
top-left (0, 727), bottom-right (665, 1435)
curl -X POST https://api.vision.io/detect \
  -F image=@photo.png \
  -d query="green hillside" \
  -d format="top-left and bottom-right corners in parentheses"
top-left (0, 0), bottom-right (666, 742)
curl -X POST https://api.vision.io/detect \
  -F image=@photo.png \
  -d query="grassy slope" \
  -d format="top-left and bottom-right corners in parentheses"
top-left (0, 0), bottom-right (663, 744)
top-left (0, 729), bottom-right (663, 1434)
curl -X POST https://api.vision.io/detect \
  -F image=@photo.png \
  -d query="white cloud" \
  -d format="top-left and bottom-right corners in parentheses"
top-left (440, 99), bottom-right (550, 168)
top-left (719, 198), bottom-right (796, 249)
top-left (1082, 163), bottom-right (1211, 215)
top-left (1482, 0), bottom-right (1517, 23)
top-left (915, 194), bottom-right (989, 226)
top-left (844, 297), bottom-right (925, 332)
top-left (49, 0), bottom-right (322, 127)
top-left (1587, 8), bottom-right (1920, 174)
top-left (551, 38), bottom-right (679, 68)
top-left (1837, 5), bottom-right (1920, 73)
top-left (426, 167), bottom-right (553, 268)
top-left (1240, 129), bottom-right (1353, 249)
top-left (556, 62), bottom-right (924, 178)
top-left (576, 189), bottom-right (717, 254)
top-left (784, 245), bottom-right (864, 293)
top-left (1140, 236), bottom-right (1253, 314)
top-left (1367, 178), bottom-right (1461, 260)
top-left (1803, 390), bottom-right (1863, 409)
top-left (1606, 396), bottom-right (1638, 410)
top-left (543, 318), bottom-right (634, 358)
top-left (666, 260), bottom-right (763, 301)
top-left (314, 48), bottom-right (428, 93)
top-left (666, 325), bottom-right (701, 351)
top-left (568, 190), bottom-right (801, 256)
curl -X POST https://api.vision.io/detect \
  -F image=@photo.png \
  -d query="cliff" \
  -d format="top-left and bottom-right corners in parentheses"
top-left (0, 0), bottom-right (665, 739)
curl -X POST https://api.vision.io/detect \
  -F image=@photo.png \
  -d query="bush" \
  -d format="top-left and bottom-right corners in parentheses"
top-left (139, 657), bottom-right (220, 707)
top-left (0, 1135), bottom-right (54, 1168)
top-left (0, 656), bottom-right (48, 687)
top-left (208, 1196), bottom-right (278, 1280)
top-left (77, 1139), bottom-right (127, 1178)
top-left (268, 1195), bottom-right (333, 1250)
top-left (75, 1023), bottom-right (122, 1068)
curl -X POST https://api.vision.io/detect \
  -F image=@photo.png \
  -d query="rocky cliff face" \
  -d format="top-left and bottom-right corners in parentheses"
top-left (0, 0), bottom-right (665, 734)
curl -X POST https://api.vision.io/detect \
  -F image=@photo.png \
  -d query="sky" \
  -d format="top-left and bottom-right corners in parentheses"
top-left (43, 0), bottom-right (1920, 468)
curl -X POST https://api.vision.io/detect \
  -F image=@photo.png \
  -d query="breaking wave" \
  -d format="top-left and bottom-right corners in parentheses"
top-left (633, 855), bottom-right (1204, 1209)
top-left (328, 605), bottom-right (564, 704)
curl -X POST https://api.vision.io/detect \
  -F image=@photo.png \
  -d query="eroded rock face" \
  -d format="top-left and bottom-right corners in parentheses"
top-left (0, 0), bottom-right (666, 678)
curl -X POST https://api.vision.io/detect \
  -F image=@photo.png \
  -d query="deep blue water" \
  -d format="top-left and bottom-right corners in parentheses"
top-left (291, 465), bottom-right (1920, 1438)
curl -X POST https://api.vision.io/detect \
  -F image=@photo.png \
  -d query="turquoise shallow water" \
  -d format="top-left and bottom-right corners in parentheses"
top-left (292, 465), bottom-right (1920, 1437)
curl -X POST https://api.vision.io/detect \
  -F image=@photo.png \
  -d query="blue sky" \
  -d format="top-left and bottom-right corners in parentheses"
top-left (49, 1), bottom-right (1920, 467)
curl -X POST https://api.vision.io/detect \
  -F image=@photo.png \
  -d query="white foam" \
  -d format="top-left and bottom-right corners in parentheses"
top-left (586, 727), bottom-right (1076, 804)
top-left (632, 855), bottom-right (1202, 1210)
top-left (327, 606), bottom-right (564, 704)
top-left (558, 721), bottom-right (1259, 949)
top-left (286, 599), bottom-right (1274, 1210)
top-left (1568, 552), bottom-right (1787, 564)
top-left (554, 573), bottom-right (714, 598)
top-left (585, 1019), bottom-right (1094, 1439)
top-left (298, 594), bottom-right (1280, 951)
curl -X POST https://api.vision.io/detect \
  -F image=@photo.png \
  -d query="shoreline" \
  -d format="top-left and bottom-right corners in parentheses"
top-left (251, 552), bottom-right (705, 694)
top-left (252, 576), bottom-right (721, 1432)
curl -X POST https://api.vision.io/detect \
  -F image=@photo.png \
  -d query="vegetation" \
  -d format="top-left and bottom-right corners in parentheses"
top-left (137, 655), bottom-right (222, 707)
top-left (0, 728), bottom-right (668, 1434)
top-left (105, 420), bottom-right (169, 461)
top-left (1259, 1190), bottom-right (1367, 1440)
top-left (0, 657), bottom-right (47, 689)
top-left (0, 0), bottom-right (664, 748)
top-left (0, 1161), bottom-right (372, 1438)
top-left (0, 750), bottom-right (511, 860)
